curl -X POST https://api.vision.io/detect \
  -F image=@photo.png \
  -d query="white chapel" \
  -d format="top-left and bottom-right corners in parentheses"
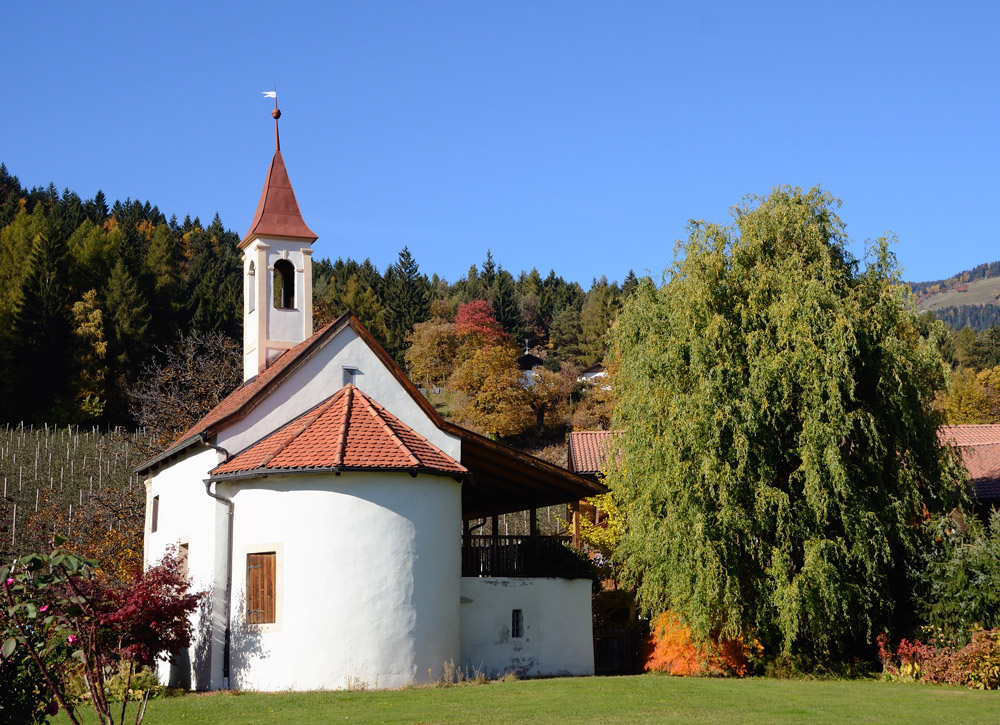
top-left (137, 108), bottom-right (602, 691)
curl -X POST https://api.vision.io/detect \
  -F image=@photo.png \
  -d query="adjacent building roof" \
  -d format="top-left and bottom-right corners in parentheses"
top-left (210, 384), bottom-right (466, 479)
top-left (956, 443), bottom-right (1000, 503)
top-left (939, 424), bottom-right (1000, 447)
top-left (240, 150), bottom-right (317, 247)
top-left (138, 312), bottom-right (606, 518)
top-left (568, 430), bottom-right (621, 477)
top-left (941, 424), bottom-right (1000, 503)
top-left (571, 425), bottom-right (1000, 504)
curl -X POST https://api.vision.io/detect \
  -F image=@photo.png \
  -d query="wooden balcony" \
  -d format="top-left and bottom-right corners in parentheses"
top-left (461, 534), bottom-right (586, 578)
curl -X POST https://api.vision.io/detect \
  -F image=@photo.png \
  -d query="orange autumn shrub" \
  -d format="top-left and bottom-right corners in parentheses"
top-left (644, 611), bottom-right (757, 677)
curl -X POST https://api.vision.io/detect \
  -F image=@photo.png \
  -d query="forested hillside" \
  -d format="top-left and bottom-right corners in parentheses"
top-left (911, 260), bottom-right (1000, 331)
top-left (0, 164), bottom-right (631, 432)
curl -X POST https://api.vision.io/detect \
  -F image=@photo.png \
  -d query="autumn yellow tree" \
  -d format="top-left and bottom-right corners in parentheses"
top-left (405, 318), bottom-right (459, 388)
top-left (450, 344), bottom-right (532, 438)
top-left (937, 365), bottom-right (1000, 424)
top-left (523, 363), bottom-right (576, 432)
top-left (70, 289), bottom-right (108, 421)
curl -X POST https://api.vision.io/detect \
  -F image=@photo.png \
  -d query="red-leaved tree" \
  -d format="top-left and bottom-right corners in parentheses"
top-left (2, 541), bottom-right (204, 725)
top-left (455, 300), bottom-right (508, 347)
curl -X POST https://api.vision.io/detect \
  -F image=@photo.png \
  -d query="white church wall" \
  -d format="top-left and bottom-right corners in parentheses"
top-left (223, 471), bottom-right (462, 691)
top-left (145, 446), bottom-right (227, 691)
top-left (217, 324), bottom-right (461, 462)
top-left (459, 577), bottom-right (594, 679)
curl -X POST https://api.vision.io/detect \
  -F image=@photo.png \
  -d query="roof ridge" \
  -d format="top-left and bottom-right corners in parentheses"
top-left (356, 388), bottom-right (421, 467)
top-left (333, 385), bottom-right (353, 467)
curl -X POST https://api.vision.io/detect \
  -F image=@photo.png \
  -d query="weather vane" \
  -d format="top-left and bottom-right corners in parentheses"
top-left (262, 86), bottom-right (280, 151)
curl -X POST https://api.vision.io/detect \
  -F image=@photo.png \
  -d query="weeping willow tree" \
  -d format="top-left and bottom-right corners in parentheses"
top-left (606, 186), bottom-right (966, 665)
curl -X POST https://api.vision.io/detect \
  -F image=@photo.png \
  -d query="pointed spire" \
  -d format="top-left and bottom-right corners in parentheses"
top-left (240, 101), bottom-right (317, 248)
top-left (271, 86), bottom-right (281, 151)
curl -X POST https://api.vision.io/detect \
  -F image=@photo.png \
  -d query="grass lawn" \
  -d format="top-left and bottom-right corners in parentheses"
top-left (57, 674), bottom-right (999, 724)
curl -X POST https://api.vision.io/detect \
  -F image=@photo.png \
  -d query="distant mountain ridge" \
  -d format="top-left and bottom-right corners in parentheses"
top-left (910, 260), bottom-right (1000, 331)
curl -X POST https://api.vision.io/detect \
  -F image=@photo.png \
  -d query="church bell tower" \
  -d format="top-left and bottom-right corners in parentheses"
top-left (240, 102), bottom-right (317, 382)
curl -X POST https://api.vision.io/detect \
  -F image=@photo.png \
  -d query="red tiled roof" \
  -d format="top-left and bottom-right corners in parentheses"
top-left (940, 425), bottom-right (1000, 503)
top-left (568, 431), bottom-right (622, 476)
top-left (211, 384), bottom-right (466, 478)
top-left (957, 443), bottom-right (1000, 502)
top-left (939, 424), bottom-right (1000, 447)
top-left (240, 150), bottom-right (317, 247)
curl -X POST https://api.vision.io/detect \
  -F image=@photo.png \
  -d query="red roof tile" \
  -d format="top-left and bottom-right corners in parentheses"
top-left (240, 150), bottom-right (317, 247)
top-left (940, 425), bottom-right (1000, 503)
top-left (568, 431), bottom-right (622, 476)
top-left (211, 384), bottom-right (466, 478)
top-left (939, 424), bottom-right (1000, 447)
top-left (957, 443), bottom-right (1000, 502)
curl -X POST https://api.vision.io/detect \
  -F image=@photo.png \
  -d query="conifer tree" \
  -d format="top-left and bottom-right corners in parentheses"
top-left (83, 190), bottom-right (109, 224)
top-left (383, 247), bottom-right (431, 362)
top-left (70, 289), bottom-right (108, 421)
top-left (579, 276), bottom-right (620, 367)
top-left (105, 259), bottom-right (151, 374)
top-left (10, 227), bottom-right (73, 421)
top-left (491, 267), bottom-right (522, 340)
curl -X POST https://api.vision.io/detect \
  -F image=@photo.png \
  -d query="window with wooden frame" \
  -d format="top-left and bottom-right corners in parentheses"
top-left (246, 552), bottom-right (276, 624)
top-left (151, 495), bottom-right (159, 533)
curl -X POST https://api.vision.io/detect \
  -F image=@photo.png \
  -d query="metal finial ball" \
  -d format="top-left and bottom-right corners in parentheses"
top-left (272, 108), bottom-right (281, 120)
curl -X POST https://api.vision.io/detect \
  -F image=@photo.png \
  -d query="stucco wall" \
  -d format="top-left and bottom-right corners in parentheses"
top-left (146, 446), bottom-right (227, 691)
top-left (222, 471), bottom-right (462, 691)
top-left (459, 577), bottom-right (594, 679)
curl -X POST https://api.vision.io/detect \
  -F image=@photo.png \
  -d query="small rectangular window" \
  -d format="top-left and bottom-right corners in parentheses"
top-left (247, 552), bottom-right (276, 624)
top-left (178, 542), bottom-right (189, 578)
top-left (511, 609), bottom-right (523, 638)
top-left (342, 366), bottom-right (358, 386)
top-left (151, 495), bottom-right (159, 533)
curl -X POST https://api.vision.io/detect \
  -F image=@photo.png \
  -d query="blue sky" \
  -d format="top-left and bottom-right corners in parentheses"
top-left (3, 1), bottom-right (997, 287)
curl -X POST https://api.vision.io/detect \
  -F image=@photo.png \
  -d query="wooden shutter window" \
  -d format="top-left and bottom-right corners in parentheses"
top-left (247, 552), bottom-right (276, 624)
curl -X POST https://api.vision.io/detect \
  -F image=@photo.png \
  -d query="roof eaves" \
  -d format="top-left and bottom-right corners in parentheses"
top-left (448, 422), bottom-right (606, 497)
top-left (135, 433), bottom-right (207, 476)
top-left (207, 464), bottom-right (468, 482)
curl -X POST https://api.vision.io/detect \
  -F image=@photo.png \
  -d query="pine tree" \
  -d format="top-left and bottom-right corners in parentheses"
top-left (621, 269), bottom-right (639, 298)
top-left (83, 190), bottom-right (109, 224)
top-left (105, 258), bottom-right (151, 373)
top-left (480, 250), bottom-right (497, 290)
top-left (10, 227), bottom-right (73, 421)
top-left (579, 276), bottom-right (620, 366)
top-left (491, 267), bottom-right (522, 340)
top-left (382, 247), bottom-right (431, 362)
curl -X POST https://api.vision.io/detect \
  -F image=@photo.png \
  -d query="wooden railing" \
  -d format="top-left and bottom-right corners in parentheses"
top-left (461, 534), bottom-right (575, 578)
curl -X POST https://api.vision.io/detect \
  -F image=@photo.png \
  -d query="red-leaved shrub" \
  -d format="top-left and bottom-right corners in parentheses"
top-left (877, 629), bottom-right (1000, 689)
